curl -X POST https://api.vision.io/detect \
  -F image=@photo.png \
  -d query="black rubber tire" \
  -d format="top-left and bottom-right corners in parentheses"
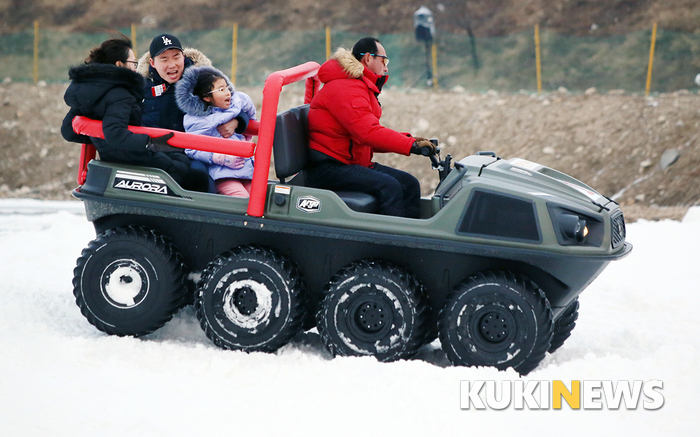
top-left (195, 245), bottom-right (306, 353)
top-left (548, 298), bottom-right (579, 353)
top-left (316, 259), bottom-right (429, 362)
top-left (72, 226), bottom-right (186, 337)
top-left (439, 270), bottom-right (553, 375)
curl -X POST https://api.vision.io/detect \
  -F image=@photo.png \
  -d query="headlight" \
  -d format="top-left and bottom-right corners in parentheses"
top-left (548, 205), bottom-right (603, 247)
top-left (560, 214), bottom-right (588, 242)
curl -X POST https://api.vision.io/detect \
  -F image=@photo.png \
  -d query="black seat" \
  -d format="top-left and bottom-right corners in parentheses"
top-left (273, 105), bottom-right (378, 213)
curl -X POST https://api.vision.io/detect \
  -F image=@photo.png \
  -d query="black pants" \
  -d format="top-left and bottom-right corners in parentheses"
top-left (305, 161), bottom-right (421, 218)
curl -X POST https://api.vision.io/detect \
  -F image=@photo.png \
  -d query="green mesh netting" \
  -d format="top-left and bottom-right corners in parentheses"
top-left (2, 26), bottom-right (699, 93)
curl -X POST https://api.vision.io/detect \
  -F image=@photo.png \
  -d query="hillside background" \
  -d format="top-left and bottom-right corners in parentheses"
top-left (1, 0), bottom-right (699, 221)
top-left (3, 0), bottom-right (700, 36)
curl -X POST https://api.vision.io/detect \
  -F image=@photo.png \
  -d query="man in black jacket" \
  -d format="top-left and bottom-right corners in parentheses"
top-left (139, 34), bottom-right (246, 136)
top-left (141, 34), bottom-right (190, 131)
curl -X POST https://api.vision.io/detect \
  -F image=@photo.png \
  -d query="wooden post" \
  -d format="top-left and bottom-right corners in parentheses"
top-left (646, 23), bottom-right (658, 97)
top-left (431, 42), bottom-right (438, 89)
top-left (231, 23), bottom-right (238, 86)
top-left (535, 24), bottom-right (542, 94)
top-left (131, 24), bottom-right (137, 55)
top-left (325, 26), bottom-right (331, 60)
top-left (33, 21), bottom-right (39, 83)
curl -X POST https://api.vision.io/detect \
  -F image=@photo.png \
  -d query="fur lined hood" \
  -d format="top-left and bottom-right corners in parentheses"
top-left (175, 66), bottom-right (235, 117)
top-left (64, 63), bottom-right (144, 111)
top-left (317, 47), bottom-right (385, 94)
top-left (136, 47), bottom-right (212, 80)
top-left (329, 48), bottom-right (364, 79)
top-left (67, 63), bottom-right (144, 94)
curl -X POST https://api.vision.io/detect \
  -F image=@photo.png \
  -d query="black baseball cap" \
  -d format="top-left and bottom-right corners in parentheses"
top-left (149, 34), bottom-right (183, 57)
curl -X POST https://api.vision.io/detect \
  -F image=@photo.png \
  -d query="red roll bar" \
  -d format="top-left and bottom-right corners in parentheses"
top-left (247, 62), bottom-right (320, 217)
top-left (72, 61), bottom-right (321, 218)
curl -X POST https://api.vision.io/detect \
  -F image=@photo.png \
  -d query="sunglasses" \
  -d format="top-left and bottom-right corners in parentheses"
top-left (360, 52), bottom-right (390, 66)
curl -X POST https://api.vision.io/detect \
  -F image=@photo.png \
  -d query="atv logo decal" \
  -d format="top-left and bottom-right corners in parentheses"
top-left (115, 179), bottom-right (168, 194)
top-left (510, 158), bottom-right (542, 171)
top-left (113, 171), bottom-right (178, 197)
top-left (296, 196), bottom-right (321, 213)
top-left (510, 167), bottom-right (532, 177)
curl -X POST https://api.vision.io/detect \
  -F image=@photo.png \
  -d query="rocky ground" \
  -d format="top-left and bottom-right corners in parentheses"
top-left (1, 81), bottom-right (698, 222)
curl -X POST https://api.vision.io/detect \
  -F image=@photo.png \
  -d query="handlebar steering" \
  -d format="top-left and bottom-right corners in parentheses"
top-left (426, 138), bottom-right (453, 183)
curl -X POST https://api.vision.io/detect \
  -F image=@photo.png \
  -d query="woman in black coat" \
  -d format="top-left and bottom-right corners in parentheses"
top-left (61, 36), bottom-right (210, 192)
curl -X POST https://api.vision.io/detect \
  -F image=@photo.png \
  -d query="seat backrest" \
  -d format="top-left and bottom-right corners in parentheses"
top-left (273, 104), bottom-right (310, 181)
top-left (271, 103), bottom-right (378, 214)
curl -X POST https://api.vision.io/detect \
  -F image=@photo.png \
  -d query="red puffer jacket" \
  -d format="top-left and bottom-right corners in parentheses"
top-left (308, 48), bottom-right (414, 167)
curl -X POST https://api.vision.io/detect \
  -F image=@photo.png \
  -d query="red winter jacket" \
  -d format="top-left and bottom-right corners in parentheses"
top-left (308, 48), bottom-right (415, 167)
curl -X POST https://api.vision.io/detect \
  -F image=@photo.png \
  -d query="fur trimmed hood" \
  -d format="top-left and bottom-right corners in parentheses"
top-left (331, 48), bottom-right (364, 79)
top-left (318, 47), bottom-right (386, 93)
top-left (136, 47), bottom-right (212, 80)
top-left (67, 63), bottom-right (144, 94)
top-left (175, 66), bottom-right (234, 117)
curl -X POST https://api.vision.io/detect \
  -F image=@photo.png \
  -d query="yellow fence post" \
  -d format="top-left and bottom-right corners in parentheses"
top-left (231, 23), bottom-right (238, 86)
top-left (131, 24), bottom-right (137, 55)
top-left (326, 26), bottom-right (331, 60)
top-left (33, 21), bottom-right (39, 83)
top-left (646, 22), bottom-right (658, 97)
top-left (535, 24), bottom-right (542, 94)
top-left (431, 42), bottom-right (438, 89)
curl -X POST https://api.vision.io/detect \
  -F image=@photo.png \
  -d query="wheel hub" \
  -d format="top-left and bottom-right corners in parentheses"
top-left (355, 301), bottom-right (387, 333)
top-left (346, 292), bottom-right (394, 342)
top-left (467, 304), bottom-right (518, 352)
top-left (478, 311), bottom-right (510, 343)
top-left (101, 259), bottom-right (149, 309)
top-left (232, 286), bottom-right (258, 316)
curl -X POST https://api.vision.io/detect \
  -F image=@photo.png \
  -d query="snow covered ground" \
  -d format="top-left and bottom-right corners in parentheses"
top-left (0, 199), bottom-right (697, 436)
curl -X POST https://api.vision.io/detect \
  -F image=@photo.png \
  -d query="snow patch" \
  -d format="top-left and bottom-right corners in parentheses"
top-left (682, 205), bottom-right (700, 224)
top-left (1, 203), bottom-right (699, 435)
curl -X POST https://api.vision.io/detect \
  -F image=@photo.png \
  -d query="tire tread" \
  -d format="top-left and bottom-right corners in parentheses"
top-left (438, 270), bottom-right (553, 375)
top-left (72, 226), bottom-right (186, 336)
top-left (194, 245), bottom-right (306, 353)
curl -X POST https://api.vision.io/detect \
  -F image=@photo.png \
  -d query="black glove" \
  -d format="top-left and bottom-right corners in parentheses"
top-left (145, 132), bottom-right (178, 153)
top-left (410, 138), bottom-right (437, 156)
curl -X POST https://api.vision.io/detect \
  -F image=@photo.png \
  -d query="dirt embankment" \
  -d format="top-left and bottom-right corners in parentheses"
top-left (1, 82), bottom-right (698, 222)
top-left (3, 0), bottom-right (700, 37)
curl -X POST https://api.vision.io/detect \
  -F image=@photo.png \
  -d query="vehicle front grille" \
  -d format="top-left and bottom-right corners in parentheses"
top-left (611, 211), bottom-right (626, 249)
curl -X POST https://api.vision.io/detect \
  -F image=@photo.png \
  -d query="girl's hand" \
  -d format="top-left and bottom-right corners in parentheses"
top-left (212, 153), bottom-right (245, 169)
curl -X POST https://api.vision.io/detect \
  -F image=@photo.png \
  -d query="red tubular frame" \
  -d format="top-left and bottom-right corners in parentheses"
top-left (73, 120), bottom-right (259, 185)
top-left (72, 61), bottom-right (320, 218)
top-left (247, 61), bottom-right (320, 216)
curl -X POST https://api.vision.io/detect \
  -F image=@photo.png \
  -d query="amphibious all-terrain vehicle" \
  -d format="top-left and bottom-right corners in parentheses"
top-left (70, 62), bottom-right (631, 374)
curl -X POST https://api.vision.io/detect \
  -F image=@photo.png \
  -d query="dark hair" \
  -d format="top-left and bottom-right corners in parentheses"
top-left (86, 35), bottom-right (132, 65)
top-left (352, 37), bottom-right (380, 61)
top-left (193, 71), bottom-right (225, 105)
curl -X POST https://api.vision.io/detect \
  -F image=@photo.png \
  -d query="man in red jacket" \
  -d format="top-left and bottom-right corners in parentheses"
top-left (305, 37), bottom-right (436, 218)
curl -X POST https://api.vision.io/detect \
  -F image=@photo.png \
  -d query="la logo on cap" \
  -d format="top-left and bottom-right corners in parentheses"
top-left (162, 36), bottom-right (172, 46)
